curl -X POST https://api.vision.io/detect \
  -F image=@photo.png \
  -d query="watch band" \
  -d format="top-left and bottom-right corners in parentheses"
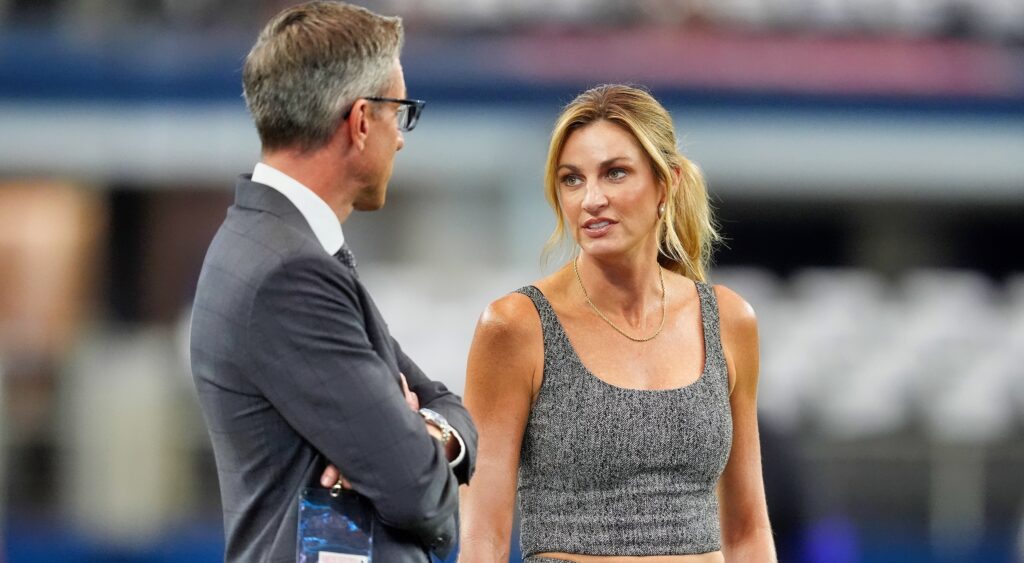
top-left (418, 408), bottom-right (453, 444)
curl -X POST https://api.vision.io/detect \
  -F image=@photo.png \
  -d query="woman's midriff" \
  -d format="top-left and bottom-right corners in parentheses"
top-left (532, 551), bottom-right (725, 563)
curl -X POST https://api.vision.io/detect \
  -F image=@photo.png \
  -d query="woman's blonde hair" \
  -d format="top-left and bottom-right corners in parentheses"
top-left (543, 84), bottom-right (720, 282)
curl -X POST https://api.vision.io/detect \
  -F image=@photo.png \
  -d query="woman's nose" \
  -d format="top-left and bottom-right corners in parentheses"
top-left (581, 183), bottom-right (608, 212)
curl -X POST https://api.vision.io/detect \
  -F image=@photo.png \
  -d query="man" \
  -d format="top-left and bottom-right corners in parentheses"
top-left (189, 3), bottom-right (476, 561)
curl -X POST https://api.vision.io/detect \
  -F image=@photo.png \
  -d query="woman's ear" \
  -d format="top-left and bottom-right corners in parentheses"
top-left (660, 164), bottom-right (682, 202)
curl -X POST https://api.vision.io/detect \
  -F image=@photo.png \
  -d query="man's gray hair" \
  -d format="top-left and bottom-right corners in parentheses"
top-left (242, 1), bottom-right (403, 151)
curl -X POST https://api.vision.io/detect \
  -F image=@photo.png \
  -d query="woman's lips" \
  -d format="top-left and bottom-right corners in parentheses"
top-left (582, 219), bottom-right (615, 237)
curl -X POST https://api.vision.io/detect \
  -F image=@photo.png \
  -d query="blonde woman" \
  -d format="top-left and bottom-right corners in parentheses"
top-left (459, 85), bottom-right (775, 563)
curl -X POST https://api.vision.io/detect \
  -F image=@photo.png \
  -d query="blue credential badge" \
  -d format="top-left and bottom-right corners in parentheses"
top-left (297, 487), bottom-right (374, 562)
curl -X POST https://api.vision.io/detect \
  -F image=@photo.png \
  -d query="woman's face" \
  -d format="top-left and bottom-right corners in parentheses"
top-left (556, 120), bottom-right (664, 261)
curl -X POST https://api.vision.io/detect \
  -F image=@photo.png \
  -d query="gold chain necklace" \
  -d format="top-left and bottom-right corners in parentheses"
top-left (572, 256), bottom-right (667, 342)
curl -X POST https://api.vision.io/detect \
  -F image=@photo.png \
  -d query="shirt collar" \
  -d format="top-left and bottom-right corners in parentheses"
top-left (252, 162), bottom-right (345, 255)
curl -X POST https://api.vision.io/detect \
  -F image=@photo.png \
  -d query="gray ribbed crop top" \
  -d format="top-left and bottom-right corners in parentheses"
top-left (514, 282), bottom-right (733, 558)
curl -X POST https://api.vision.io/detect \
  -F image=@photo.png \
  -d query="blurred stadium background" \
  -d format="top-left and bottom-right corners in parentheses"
top-left (2, 0), bottom-right (1024, 561)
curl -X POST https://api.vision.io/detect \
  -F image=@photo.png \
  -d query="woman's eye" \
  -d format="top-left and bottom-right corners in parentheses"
top-left (608, 168), bottom-right (627, 180)
top-left (562, 174), bottom-right (583, 187)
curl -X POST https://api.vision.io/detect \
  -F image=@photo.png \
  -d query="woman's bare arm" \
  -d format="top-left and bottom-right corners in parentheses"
top-left (458, 293), bottom-right (543, 562)
top-left (715, 285), bottom-right (777, 563)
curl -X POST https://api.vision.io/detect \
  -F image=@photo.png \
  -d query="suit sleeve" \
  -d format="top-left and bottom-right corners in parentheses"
top-left (246, 255), bottom-right (458, 550)
top-left (392, 338), bottom-right (478, 485)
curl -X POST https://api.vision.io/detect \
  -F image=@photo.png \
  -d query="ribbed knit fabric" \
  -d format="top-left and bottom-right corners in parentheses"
top-left (514, 282), bottom-right (732, 558)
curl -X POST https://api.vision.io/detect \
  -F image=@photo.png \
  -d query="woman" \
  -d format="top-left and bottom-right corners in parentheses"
top-left (459, 85), bottom-right (775, 563)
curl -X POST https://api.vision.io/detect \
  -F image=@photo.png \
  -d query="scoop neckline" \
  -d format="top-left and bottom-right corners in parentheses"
top-left (528, 281), bottom-right (710, 394)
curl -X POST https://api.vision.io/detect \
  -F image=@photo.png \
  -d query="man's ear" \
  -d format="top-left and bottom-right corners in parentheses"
top-left (343, 99), bottom-right (371, 152)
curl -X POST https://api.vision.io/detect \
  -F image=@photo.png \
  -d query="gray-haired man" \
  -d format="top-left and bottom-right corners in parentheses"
top-left (190, 2), bottom-right (476, 561)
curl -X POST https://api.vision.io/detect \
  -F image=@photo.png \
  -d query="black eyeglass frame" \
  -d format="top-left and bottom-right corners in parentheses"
top-left (344, 96), bottom-right (426, 132)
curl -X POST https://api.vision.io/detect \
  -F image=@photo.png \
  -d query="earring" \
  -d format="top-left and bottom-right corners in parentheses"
top-left (658, 203), bottom-right (666, 218)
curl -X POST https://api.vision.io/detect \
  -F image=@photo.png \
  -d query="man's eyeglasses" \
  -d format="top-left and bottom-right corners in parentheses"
top-left (354, 96), bottom-right (426, 132)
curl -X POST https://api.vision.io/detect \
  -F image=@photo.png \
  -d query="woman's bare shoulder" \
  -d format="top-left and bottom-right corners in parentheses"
top-left (469, 287), bottom-right (550, 393)
top-left (476, 270), bottom-right (568, 345)
top-left (478, 290), bottom-right (540, 337)
top-left (711, 283), bottom-right (758, 337)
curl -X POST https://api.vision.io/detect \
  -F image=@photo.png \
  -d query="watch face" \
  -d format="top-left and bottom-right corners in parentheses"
top-left (419, 408), bottom-right (449, 426)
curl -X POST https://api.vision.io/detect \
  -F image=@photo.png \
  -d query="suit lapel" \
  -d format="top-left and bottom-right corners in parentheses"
top-left (235, 175), bottom-right (401, 386)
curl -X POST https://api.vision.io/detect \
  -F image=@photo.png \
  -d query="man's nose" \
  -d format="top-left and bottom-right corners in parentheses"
top-left (396, 131), bottom-right (405, 152)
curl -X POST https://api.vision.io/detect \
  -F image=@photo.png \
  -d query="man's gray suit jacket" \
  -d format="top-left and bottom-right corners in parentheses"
top-left (190, 177), bottom-right (477, 562)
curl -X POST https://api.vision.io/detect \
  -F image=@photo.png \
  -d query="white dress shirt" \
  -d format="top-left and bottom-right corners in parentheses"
top-left (252, 162), bottom-right (345, 255)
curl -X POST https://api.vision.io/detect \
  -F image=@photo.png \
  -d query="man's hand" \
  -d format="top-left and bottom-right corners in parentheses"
top-left (321, 373), bottom-right (422, 491)
top-left (400, 372), bottom-right (420, 411)
top-left (320, 465), bottom-right (351, 494)
top-left (402, 373), bottom-right (461, 460)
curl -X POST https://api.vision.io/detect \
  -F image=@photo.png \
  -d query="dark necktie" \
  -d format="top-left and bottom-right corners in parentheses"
top-left (334, 243), bottom-right (358, 273)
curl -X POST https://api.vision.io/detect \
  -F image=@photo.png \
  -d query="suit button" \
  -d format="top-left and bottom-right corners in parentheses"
top-left (433, 535), bottom-right (446, 546)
